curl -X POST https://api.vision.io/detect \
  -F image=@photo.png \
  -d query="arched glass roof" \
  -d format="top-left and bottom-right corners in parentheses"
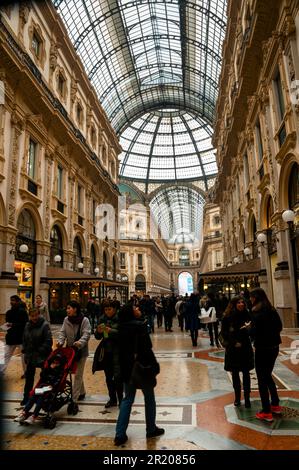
top-left (53, 0), bottom-right (227, 134)
top-left (53, 0), bottom-right (227, 245)
top-left (150, 186), bottom-right (205, 244)
top-left (120, 109), bottom-right (216, 190)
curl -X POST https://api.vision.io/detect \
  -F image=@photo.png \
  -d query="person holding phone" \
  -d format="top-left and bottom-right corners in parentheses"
top-left (220, 296), bottom-right (254, 408)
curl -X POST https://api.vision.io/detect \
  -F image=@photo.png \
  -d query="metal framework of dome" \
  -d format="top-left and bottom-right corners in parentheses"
top-left (54, 0), bottom-right (227, 242)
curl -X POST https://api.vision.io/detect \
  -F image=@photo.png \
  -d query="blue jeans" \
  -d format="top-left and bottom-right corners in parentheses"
top-left (115, 381), bottom-right (156, 438)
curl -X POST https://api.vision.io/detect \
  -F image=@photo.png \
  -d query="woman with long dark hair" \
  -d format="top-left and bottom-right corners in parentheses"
top-left (249, 288), bottom-right (282, 422)
top-left (220, 296), bottom-right (253, 408)
top-left (114, 302), bottom-right (164, 446)
top-left (56, 300), bottom-right (91, 412)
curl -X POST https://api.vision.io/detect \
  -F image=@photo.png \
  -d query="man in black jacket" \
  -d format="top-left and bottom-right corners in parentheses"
top-left (0, 295), bottom-right (28, 375)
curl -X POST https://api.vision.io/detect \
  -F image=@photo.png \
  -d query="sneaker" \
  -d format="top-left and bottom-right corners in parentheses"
top-left (146, 427), bottom-right (165, 438)
top-left (114, 434), bottom-right (128, 446)
top-left (271, 405), bottom-right (282, 414)
top-left (255, 411), bottom-right (273, 422)
top-left (14, 412), bottom-right (27, 423)
top-left (105, 400), bottom-right (117, 409)
top-left (24, 415), bottom-right (38, 425)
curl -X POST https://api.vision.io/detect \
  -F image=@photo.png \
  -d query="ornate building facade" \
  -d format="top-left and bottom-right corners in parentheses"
top-left (213, 0), bottom-right (299, 326)
top-left (0, 2), bottom-right (122, 320)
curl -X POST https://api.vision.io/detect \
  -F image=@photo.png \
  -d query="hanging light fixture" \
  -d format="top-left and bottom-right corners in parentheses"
top-left (54, 254), bottom-right (62, 263)
top-left (282, 209), bottom-right (295, 223)
top-left (77, 262), bottom-right (84, 269)
top-left (94, 267), bottom-right (100, 274)
top-left (19, 244), bottom-right (29, 253)
top-left (257, 232), bottom-right (267, 244)
top-left (244, 247), bottom-right (251, 256)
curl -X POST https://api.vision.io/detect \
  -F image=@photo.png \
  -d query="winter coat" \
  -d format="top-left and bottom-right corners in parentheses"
top-left (22, 317), bottom-right (53, 367)
top-left (250, 302), bottom-right (282, 349)
top-left (5, 304), bottom-right (28, 345)
top-left (220, 309), bottom-right (254, 372)
top-left (185, 299), bottom-right (200, 331)
top-left (93, 313), bottom-right (121, 377)
top-left (118, 319), bottom-right (158, 383)
top-left (57, 316), bottom-right (91, 358)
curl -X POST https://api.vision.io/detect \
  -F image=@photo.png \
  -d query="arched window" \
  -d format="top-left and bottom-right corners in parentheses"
top-left (288, 163), bottom-right (299, 210)
top-left (135, 274), bottom-right (146, 292)
top-left (73, 237), bottom-right (83, 271)
top-left (90, 245), bottom-right (96, 274)
top-left (50, 225), bottom-right (63, 267)
top-left (16, 209), bottom-right (36, 262)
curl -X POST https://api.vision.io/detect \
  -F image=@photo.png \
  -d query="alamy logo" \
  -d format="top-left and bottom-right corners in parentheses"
top-left (290, 340), bottom-right (299, 365)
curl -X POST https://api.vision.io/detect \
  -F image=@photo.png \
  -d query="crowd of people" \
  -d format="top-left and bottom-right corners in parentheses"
top-left (1, 286), bottom-right (283, 442)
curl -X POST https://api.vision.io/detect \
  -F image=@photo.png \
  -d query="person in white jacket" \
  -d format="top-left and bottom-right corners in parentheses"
top-left (199, 295), bottom-right (220, 347)
top-left (56, 300), bottom-right (91, 410)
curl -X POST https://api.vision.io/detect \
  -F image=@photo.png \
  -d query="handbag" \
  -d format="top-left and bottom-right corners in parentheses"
top-left (200, 307), bottom-right (212, 319)
top-left (92, 339), bottom-right (106, 373)
top-left (130, 358), bottom-right (160, 389)
top-left (130, 337), bottom-right (160, 389)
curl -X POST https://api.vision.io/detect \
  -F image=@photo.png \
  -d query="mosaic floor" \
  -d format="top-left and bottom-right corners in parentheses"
top-left (1, 324), bottom-right (299, 451)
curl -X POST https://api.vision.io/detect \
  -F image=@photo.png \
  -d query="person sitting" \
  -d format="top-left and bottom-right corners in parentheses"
top-left (14, 352), bottom-right (66, 424)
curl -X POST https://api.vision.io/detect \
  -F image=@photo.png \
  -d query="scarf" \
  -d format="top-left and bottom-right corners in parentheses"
top-left (68, 313), bottom-right (84, 324)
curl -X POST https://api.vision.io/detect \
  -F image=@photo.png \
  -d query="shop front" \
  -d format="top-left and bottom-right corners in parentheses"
top-left (46, 267), bottom-right (128, 323)
top-left (200, 258), bottom-right (261, 299)
top-left (14, 210), bottom-right (36, 309)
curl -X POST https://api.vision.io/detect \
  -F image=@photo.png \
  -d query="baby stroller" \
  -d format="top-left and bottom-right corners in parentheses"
top-left (24, 347), bottom-right (78, 429)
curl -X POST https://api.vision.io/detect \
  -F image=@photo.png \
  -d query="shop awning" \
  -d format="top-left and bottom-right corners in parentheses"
top-left (201, 258), bottom-right (261, 282)
top-left (45, 267), bottom-right (127, 286)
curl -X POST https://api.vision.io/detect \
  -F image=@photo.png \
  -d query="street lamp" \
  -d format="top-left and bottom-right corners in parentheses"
top-left (54, 254), bottom-right (61, 263)
top-left (233, 256), bottom-right (239, 264)
top-left (282, 209), bottom-right (295, 223)
top-left (19, 244), bottom-right (29, 253)
top-left (77, 262), bottom-right (84, 269)
top-left (94, 267), bottom-right (99, 275)
top-left (257, 232), bottom-right (267, 245)
top-left (244, 247), bottom-right (251, 257)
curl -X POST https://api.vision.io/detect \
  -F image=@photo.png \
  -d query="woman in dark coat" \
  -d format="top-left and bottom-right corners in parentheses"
top-left (21, 307), bottom-right (53, 405)
top-left (185, 294), bottom-right (200, 346)
top-left (93, 300), bottom-right (123, 408)
top-left (249, 288), bottom-right (282, 422)
top-left (220, 296), bottom-right (253, 408)
top-left (114, 302), bottom-right (164, 446)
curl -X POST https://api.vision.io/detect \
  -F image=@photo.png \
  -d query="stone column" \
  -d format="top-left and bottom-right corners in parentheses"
top-left (0, 227), bottom-right (18, 323)
top-left (35, 240), bottom-right (51, 302)
top-left (274, 219), bottom-right (297, 327)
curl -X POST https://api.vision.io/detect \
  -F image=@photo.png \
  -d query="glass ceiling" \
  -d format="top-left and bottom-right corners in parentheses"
top-left (120, 109), bottom-right (216, 192)
top-left (53, 0), bottom-right (226, 134)
top-left (53, 0), bottom-right (227, 244)
top-left (150, 186), bottom-right (205, 244)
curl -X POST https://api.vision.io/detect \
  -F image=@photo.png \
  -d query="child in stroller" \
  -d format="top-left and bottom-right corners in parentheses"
top-left (14, 347), bottom-right (76, 427)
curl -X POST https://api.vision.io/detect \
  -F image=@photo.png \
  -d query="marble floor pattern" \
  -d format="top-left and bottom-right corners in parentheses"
top-left (1, 325), bottom-right (299, 451)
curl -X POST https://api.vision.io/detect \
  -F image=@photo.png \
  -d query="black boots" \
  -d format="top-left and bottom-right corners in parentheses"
top-left (244, 391), bottom-right (251, 408)
top-left (234, 386), bottom-right (241, 406)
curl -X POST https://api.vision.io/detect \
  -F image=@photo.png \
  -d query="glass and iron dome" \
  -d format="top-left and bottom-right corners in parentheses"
top-left (120, 109), bottom-right (216, 188)
top-left (53, 0), bottom-right (227, 244)
top-left (53, 0), bottom-right (227, 134)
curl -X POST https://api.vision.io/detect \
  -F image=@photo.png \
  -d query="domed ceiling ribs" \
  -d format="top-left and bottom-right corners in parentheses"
top-left (54, 0), bottom-right (227, 243)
